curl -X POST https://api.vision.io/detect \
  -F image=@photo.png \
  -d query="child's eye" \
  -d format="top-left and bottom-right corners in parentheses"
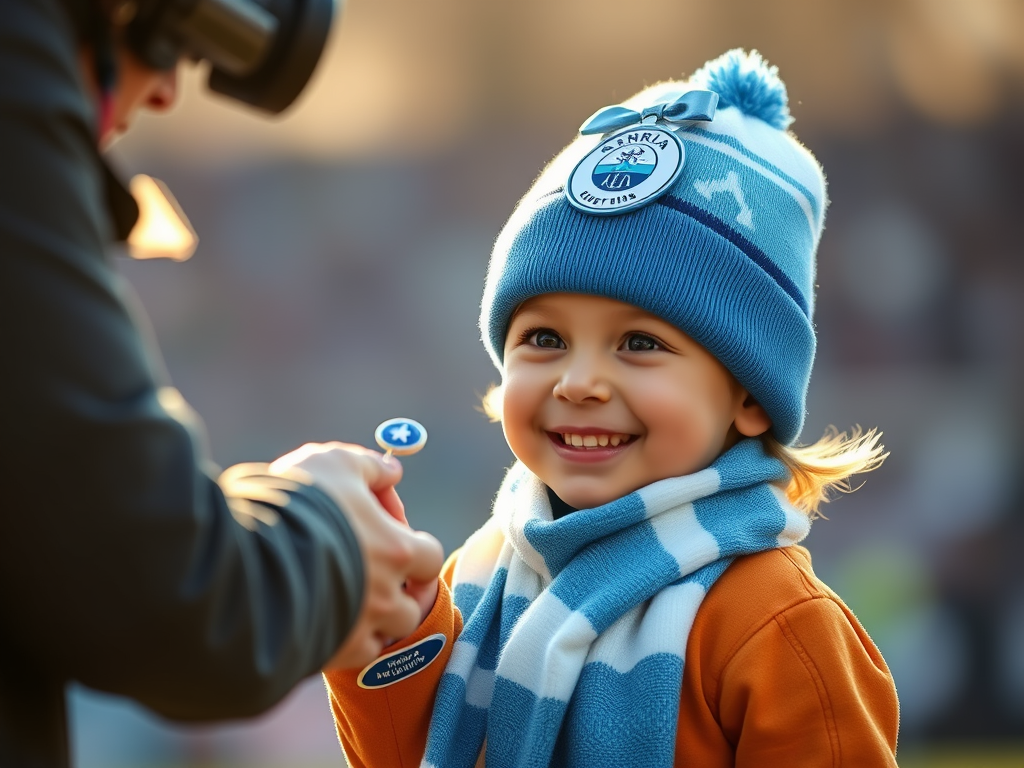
top-left (530, 329), bottom-right (565, 349)
top-left (623, 333), bottom-right (661, 352)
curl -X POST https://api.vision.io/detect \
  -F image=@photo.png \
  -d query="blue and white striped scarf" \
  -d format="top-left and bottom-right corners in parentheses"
top-left (422, 439), bottom-right (810, 768)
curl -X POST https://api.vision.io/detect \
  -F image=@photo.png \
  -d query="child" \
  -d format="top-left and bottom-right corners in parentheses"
top-left (325, 49), bottom-right (899, 768)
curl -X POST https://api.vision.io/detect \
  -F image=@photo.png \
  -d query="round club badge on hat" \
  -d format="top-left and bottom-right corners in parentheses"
top-left (565, 89), bottom-right (719, 216)
top-left (375, 418), bottom-right (427, 457)
top-left (566, 125), bottom-right (684, 215)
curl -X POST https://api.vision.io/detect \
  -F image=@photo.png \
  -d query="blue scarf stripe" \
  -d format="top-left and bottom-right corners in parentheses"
top-left (562, 656), bottom-right (685, 768)
top-left (524, 492), bottom-right (647, 577)
top-left (423, 675), bottom-right (488, 768)
top-left (475, 611), bottom-right (503, 673)
top-left (422, 440), bottom-right (810, 768)
top-left (487, 681), bottom-right (568, 768)
top-left (679, 557), bottom-right (733, 590)
top-left (693, 484), bottom-right (786, 555)
top-left (499, 593), bottom-right (532, 648)
top-left (452, 582), bottom-right (485, 618)
top-left (712, 439), bottom-right (788, 487)
top-left (456, 567), bottom-right (509, 647)
top-left (549, 521), bottom-right (682, 633)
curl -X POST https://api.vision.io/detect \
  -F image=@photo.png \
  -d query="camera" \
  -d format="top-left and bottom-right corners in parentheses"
top-left (124, 0), bottom-right (337, 114)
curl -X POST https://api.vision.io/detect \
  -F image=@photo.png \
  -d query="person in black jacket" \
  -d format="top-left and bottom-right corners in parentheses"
top-left (0, 1), bottom-right (444, 765)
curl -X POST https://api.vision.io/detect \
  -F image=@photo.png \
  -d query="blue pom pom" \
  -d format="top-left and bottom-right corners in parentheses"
top-left (692, 49), bottom-right (792, 130)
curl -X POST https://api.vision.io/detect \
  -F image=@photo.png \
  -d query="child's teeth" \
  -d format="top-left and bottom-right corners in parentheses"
top-left (560, 432), bottom-right (631, 448)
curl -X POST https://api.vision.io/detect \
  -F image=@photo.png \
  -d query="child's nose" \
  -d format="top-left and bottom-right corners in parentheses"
top-left (552, 356), bottom-right (613, 404)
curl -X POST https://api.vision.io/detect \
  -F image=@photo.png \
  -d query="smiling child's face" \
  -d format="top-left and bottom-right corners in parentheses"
top-left (500, 293), bottom-right (771, 510)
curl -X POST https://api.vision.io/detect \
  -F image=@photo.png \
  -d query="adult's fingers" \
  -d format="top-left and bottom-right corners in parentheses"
top-left (397, 527), bottom-right (445, 584)
top-left (404, 576), bottom-right (441, 624)
top-left (374, 485), bottom-right (407, 524)
top-left (352, 448), bottom-right (403, 492)
top-left (266, 441), bottom-right (443, 664)
top-left (371, 589), bottom-right (425, 641)
top-left (366, 452), bottom-right (403, 490)
top-left (268, 442), bottom-right (402, 493)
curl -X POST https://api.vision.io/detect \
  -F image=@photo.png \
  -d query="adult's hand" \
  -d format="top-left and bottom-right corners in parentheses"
top-left (368, 467), bottom-right (441, 629)
top-left (268, 442), bottom-right (444, 668)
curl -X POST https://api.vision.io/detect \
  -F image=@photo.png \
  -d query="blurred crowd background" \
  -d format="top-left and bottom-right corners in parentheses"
top-left (72, 0), bottom-right (1023, 765)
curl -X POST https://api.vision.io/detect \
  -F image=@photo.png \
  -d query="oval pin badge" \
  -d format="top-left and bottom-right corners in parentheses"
top-left (357, 633), bottom-right (446, 689)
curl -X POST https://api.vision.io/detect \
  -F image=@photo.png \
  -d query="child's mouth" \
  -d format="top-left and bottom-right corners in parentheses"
top-left (548, 431), bottom-right (637, 449)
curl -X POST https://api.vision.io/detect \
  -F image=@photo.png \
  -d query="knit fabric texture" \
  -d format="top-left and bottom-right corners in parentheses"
top-left (480, 50), bottom-right (827, 444)
top-left (421, 439), bottom-right (810, 768)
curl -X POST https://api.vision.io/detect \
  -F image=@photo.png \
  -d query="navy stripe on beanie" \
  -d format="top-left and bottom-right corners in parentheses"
top-left (657, 196), bottom-right (809, 317)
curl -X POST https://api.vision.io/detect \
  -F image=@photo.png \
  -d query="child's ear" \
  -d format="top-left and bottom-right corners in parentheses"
top-left (734, 391), bottom-right (772, 437)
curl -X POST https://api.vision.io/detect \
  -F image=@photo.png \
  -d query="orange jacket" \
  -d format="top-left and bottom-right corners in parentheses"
top-left (325, 544), bottom-right (899, 767)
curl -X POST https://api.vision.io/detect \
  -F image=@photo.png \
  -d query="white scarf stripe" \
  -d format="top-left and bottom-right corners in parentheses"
top-left (503, 467), bottom-right (554, 581)
top-left (446, 639), bottom-right (483, 682)
top-left (504, 555), bottom-right (546, 599)
top-left (637, 467), bottom-right (721, 514)
top-left (465, 667), bottom-right (496, 709)
top-left (771, 484), bottom-right (811, 547)
top-left (495, 593), bottom-right (598, 702)
top-left (451, 519), bottom-right (507, 587)
top-left (648, 505), bottom-right (721, 576)
top-left (585, 580), bottom-right (705, 673)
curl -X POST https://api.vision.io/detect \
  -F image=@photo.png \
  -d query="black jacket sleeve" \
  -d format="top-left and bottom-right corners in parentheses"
top-left (0, 0), bottom-right (364, 721)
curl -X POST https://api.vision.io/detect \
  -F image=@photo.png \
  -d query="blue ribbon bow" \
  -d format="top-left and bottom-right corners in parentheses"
top-left (579, 90), bottom-right (719, 136)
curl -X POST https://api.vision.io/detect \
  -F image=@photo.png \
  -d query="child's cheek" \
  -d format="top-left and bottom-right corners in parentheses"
top-left (632, 379), bottom-right (725, 474)
top-left (499, 374), bottom-right (542, 463)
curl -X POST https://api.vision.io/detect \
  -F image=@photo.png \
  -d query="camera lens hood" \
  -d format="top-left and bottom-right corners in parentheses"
top-left (126, 0), bottom-right (337, 115)
top-left (208, 0), bottom-right (335, 114)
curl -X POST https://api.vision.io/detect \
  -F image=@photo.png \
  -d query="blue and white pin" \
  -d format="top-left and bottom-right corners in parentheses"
top-left (566, 89), bottom-right (719, 216)
top-left (375, 417), bottom-right (427, 458)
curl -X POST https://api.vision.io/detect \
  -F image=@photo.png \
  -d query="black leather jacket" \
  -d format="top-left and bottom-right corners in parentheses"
top-left (0, 2), bottom-right (363, 765)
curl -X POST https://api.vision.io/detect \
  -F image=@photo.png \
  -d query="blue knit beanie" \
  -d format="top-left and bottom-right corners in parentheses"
top-left (480, 49), bottom-right (827, 445)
